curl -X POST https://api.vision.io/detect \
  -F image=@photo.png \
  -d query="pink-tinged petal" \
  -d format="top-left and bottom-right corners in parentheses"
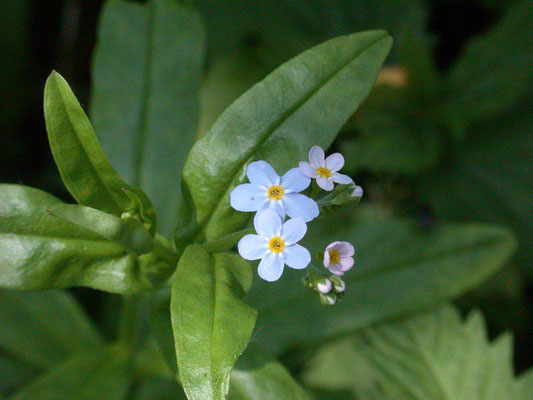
top-left (247, 160), bottom-right (279, 186)
top-left (335, 241), bottom-right (355, 257)
top-left (283, 193), bottom-right (319, 222)
top-left (339, 256), bottom-right (354, 272)
top-left (283, 244), bottom-right (310, 269)
top-left (299, 161), bottom-right (319, 178)
top-left (254, 208), bottom-right (282, 238)
top-left (331, 172), bottom-right (353, 185)
top-left (325, 241), bottom-right (341, 252)
top-left (309, 146), bottom-right (325, 167)
top-left (258, 252), bottom-right (284, 282)
top-left (316, 176), bottom-right (334, 191)
top-left (328, 263), bottom-right (345, 276)
top-left (351, 185), bottom-right (363, 197)
top-left (325, 153), bottom-right (344, 172)
top-left (281, 217), bottom-right (307, 245)
top-left (238, 234), bottom-right (269, 260)
top-left (230, 184), bottom-right (267, 211)
top-left (281, 168), bottom-right (311, 192)
top-left (323, 249), bottom-right (331, 268)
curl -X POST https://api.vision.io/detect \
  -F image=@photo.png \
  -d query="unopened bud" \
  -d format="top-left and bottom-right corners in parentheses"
top-left (319, 292), bottom-right (337, 306)
top-left (316, 278), bottom-right (332, 294)
top-left (329, 276), bottom-right (345, 292)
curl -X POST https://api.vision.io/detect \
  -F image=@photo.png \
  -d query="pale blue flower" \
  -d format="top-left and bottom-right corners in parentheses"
top-left (238, 208), bottom-right (311, 281)
top-left (299, 146), bottom-right (353, 191)
top-left (230, 160), bottom-right (319, 222)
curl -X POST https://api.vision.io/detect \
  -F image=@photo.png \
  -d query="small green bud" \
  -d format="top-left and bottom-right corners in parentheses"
top-left (319, 292), bottom-right (337, 306)
top-left (329, 276), bottom-right (345, 293)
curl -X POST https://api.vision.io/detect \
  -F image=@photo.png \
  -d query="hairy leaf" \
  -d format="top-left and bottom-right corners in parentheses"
top-left (171, 245), bottom-right (257, 400)
top-left (183, 30), bottom-right (392, 240)
top-left (90, 0), bottom-right (205, 235)
top-left (246, 206), bottom-right (517, 353)
top-left (304, 305), bottom-right (521, 399)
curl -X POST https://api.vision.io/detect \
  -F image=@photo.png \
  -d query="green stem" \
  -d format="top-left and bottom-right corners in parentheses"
top-left (118, 295), bottom-right (139, 356)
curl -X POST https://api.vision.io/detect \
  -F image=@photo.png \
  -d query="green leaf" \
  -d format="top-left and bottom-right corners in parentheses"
top-left (130, 377), bottom-right (186, 400)
top-left (171, 245), bottom-right (257, 400)
top-left (49, 204), bottom-right (153, 255)
top-left (519, 369), bottom-right (533, 400)
top-left (9, 346), bottom-right (130, 400)
top-left (182, 30), bottom-right (392, 240)
top-left (44, 71), bottom-right (156, 233)
top-left (229, 345), bottom-right (314, 400)
top-left (246, 206), bottom-right (517, 353)
top-left (443, 0), bottom-right (533, 135)
top-left (0, 184), bottom-right (153, 293)
top-left (304, 305), bottom-right (521, 399)
top-left (90, 0), bottom-right (206, 236)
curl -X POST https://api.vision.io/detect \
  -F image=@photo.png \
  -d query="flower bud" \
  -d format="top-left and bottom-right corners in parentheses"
top-left (329, 276), bottom-right (345, 292)
top-left (316, 278), bottom-right (332, 294)
top-left (319, 292), bottom-right (337, 306)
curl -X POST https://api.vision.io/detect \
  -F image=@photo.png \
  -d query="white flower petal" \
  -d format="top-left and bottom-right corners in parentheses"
top-left (328, 263), bottom-right (345, 276)
top-left (247, 160), bottom-right (279, 186)
top-left (351, 185), bottom-right (363, 198)
top-left (339, 256), bottom-right (354, 272)
top-left (281, 217), bottom-right (307, 245)
top-left (281, 168), bottom-right (311, 193)
top-left (331, 172), bottom-right (353, 185)
top-left (254, 208), bottom-right (282, 238)
top-left (325, 153), bottom-right (344, 172)
top-left (299, 161), bottom-right (319, 178)
top-left (283, 193), bottom-right (319, 222)
top-left (257, 252), bottom-right (285, 282)
top-left (268, 201), bottom-right (286, 220)
top-left (238, 235), bottom-right (268, 260)
top-left (316, 176), bottom-right (334, 191)
top-left (335, 241), bottom-right (355, 257)
top-left (309, 146), bottom-right (325, 167)
top-left (283, 244), bottom-right (311, 269)
top-left (230, 184), bottom-right (267, 211)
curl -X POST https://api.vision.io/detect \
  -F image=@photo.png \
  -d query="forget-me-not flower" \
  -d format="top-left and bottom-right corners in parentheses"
top-left (238, 208), bottom-right (311, 281)
top-left (324, 241), bottom-right (354, 276)
top-left (230, 160), bottom-right (319, 222)
top-left (299, 146), bottom-right (353, 191)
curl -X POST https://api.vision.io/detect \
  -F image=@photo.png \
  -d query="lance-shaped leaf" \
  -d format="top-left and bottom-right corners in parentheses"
top-left (182, 30), bottom-right (392, 240)
top-left (171, 245), bottom-right (257, 400)
top-left (304, 306), bottom-right (521, 399)
top-left (246, 206), bottom-right (517, 353)
top-left (229, 345), bottom-right (314, 400)
top-left (44, 71), bottom-right (156, 233)
top-left (90, 0), bottom-right (205, 236)
top-left (0, 184), bottom-right (152, 293)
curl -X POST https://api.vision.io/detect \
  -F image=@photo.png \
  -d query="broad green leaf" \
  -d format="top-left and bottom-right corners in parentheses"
top-left (44, 72), bottom-right (156, 232)
top-left (171, 245), bottom-right (257, 400)
top-left (0, 352), bottom-right (36, 397)
top-left (304, 306), bottom-right (521, 400)
top-left (9, 346), bottom-right (130, 400)
top-left (443, 0), bottom-right (533, 135)
top-left (229, 345), bottom-right (314, 400)
top-left (182, 30), bottom-right (392, 240)
top-left (90, 0), bottom-right (205, 236)
top-left (246, 206), bottom-right (517, 353)
top-left (0, 184), bottom-right (153, 293)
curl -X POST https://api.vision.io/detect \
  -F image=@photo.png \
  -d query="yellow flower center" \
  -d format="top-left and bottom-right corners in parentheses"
top-left (267, 185), bottom-right (284, 200)
top-left (329, 249), bottom-right (340, 264)
top-left (268, 237), bottom-right (285, 253)
top-left (317, 167), bottom-right (331, 178)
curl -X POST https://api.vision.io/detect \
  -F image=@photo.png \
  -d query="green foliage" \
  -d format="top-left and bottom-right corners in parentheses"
top-left (304, 305), bottom-right (522, 399)
top-left (183, 30), bottom-right (392, 240)
top-left (171, 245), bottom-right (257, 400)
top-left (90, 0), bottom-right (206, 236)
top-left (247, 206), bottom-right (517, 353)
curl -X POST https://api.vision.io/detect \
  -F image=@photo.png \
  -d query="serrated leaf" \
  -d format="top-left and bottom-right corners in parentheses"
top-left (229, 345), bottom-right (314, 400)
top-left (90, 0), bottom-right (205, 236)
top-left (0, 184), bottom-right (153, 293)
top-left (304, 305), bottom-right (521, 400)
top-left (182, 30), bottom-right (392, 240)
top-left (171, 245), bottom-right (257, 400)
top-left (44, 71), bottom-right (156, 233)
top-left (246, 206), bottom-right (517, 353)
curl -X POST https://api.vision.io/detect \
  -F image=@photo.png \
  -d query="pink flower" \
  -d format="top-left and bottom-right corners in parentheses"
top-left (323, 241), bottom-right (354, 276)
top-left (299, 146), bottom-right (353, 191)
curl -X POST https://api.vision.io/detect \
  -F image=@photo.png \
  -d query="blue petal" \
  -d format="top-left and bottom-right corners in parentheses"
top-left (247, 161), bottom-right (279, 186)
top-left (230, 184), bottom-right (267, 212)
top-left (281, 217), bottom-right (307, 245)
top-left (331, 172), bottom-right (353, 184)
top-left (254, 208), bottom-right (282, 238)
top-left (283, 193), bottom-right (319, 222)
top-left (257, 252), bottom-right (285, 281)
top-left (238, 234), bottom-right (269, 260)
top-left (281, 168), bottom-right (311, 193)
top-left (269, 200), bottom-right (286, 220)
top-left (283, 244), bottom-right (310, 269)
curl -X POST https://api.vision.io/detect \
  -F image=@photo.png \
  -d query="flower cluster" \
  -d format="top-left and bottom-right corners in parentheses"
top-left (230, 145), bottom-right (361, 304)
